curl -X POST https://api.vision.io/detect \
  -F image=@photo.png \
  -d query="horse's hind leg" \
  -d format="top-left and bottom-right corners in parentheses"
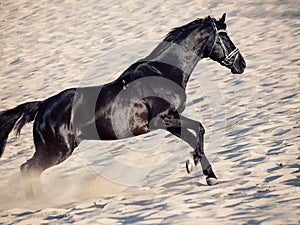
top-left (21, 124), bottom-right (76, 198)
top-left (21, 146), bottom-right (74, 198)
top-left (20, 154), bottom-right (45, 198)
top-left (20, 144), bottom-right (61, 198)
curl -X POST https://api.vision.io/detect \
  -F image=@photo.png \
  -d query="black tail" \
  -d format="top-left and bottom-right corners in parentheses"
top-left (0, 101), bottom-right (41, 157)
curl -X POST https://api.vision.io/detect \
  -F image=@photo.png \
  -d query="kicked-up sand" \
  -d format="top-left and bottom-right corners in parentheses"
top-left (0, 0), bottom-right (299, 224)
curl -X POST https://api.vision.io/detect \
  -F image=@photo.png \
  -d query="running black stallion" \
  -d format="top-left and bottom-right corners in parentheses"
top-left (0, 14), bottom-right (245, 197)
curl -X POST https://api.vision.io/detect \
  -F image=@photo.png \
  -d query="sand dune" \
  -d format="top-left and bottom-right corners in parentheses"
top-left (1, 0), bottom-right (299, 224)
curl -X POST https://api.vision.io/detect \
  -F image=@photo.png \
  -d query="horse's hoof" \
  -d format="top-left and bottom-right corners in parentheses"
top-left (206, 177), bottom-right (218, 186)
top-left (186, 159), bottom-right (195, 174)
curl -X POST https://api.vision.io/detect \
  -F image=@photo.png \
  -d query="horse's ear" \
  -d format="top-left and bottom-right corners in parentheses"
top-left (219, 13), bottom-right (226, 23)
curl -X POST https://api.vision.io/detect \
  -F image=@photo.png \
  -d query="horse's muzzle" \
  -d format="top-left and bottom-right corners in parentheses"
top-left (231, 54), bottom-right (246, 74)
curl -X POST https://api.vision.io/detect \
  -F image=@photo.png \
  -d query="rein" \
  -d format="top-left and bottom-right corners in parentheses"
top-left (208, 20), bottom-right (240, 68)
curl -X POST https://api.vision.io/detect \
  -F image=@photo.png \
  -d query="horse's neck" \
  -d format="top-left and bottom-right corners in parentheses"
top-left (144, 40), bottom-right (206, 88)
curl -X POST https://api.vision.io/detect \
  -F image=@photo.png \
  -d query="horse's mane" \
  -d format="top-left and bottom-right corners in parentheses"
top-left (164, 16), bottom-right (226, 43)
top-left (164, 18), bottom-right (205, 42)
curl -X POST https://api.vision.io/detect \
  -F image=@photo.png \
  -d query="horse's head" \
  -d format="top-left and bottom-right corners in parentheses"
top-left (206, 13), bottom-right (246, 74)
top-left (159, 14), bottom-right (246, 75)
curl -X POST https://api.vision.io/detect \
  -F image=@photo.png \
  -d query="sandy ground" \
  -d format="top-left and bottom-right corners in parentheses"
top-left (0, 0), bottom-right (299, 224)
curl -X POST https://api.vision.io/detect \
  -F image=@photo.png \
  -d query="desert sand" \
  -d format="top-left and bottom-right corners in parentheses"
top-left (0, 0), bottom-right (299, 224)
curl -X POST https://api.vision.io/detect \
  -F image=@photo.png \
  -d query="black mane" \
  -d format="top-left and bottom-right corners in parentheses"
top-left (164, 18), bottom-right (204, 43)
top-left (164, 16), bottom-right (226, 43)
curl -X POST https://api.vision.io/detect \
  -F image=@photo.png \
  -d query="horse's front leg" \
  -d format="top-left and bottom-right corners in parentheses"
top-left (163, 115), bottom-right (218, 185)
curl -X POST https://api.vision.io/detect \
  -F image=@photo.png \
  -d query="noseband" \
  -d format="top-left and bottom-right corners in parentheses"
top-left (208, 20), bottom-right (239, 68)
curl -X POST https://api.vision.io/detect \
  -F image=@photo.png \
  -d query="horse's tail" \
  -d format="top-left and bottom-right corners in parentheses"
top-left (0, 101), bottom-right (42, 157)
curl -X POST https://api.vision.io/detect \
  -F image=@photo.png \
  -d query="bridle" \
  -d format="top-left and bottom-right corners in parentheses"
top-left (208, 20), bottom-right (240, 68)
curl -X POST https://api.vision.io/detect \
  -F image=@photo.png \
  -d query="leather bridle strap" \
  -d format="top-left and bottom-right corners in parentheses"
top-left (209, 20), bottom-right (240, 68)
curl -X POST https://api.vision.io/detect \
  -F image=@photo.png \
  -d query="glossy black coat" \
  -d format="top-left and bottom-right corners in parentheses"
top-left (0, 14), bottom-right (246, 197)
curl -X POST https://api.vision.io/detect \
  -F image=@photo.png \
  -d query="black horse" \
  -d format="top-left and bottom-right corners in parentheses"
top-left (0, 14), bottom-right (245, 197)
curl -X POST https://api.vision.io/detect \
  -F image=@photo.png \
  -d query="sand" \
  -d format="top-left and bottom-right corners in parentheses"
top-left (0, 0), bottom-right (299, 224)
